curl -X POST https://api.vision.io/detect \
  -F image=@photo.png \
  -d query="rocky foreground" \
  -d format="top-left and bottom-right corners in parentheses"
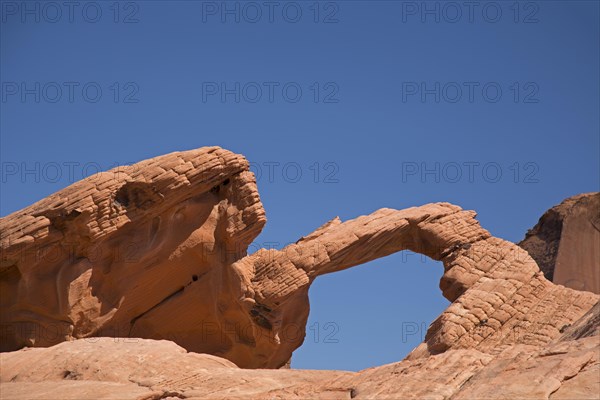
top-left (0, 147), bottom-right (598, 399)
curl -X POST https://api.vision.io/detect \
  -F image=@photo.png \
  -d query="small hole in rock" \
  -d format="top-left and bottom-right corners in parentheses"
top-left (192, 275), bottom-right (198, 281)
top-left (223, 178), bottom-right (230, 186)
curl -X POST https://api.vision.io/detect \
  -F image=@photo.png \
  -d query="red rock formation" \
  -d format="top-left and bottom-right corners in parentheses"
top-left (238, 204), bottom-right (597, 366)
top-left (1, 147), bottom-right (266, 367)
top-left (519, 193), bottom-right (600, 294)
top-left (1, 147), bottom-right (598, 375)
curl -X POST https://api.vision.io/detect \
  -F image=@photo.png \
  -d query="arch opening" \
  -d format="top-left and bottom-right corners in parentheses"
top-left (291, 251), bottom-right (449, 371)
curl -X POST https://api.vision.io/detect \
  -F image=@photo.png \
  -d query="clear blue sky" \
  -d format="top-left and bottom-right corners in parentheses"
top-left (1, 1), bottom-right (598, 371)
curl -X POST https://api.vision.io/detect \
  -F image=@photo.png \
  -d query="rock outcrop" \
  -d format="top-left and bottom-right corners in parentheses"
top-left (519, 192), bottom-right (600, 294)
top-left (1, 147), bottom-right (598, 387)
top-left (1, 148), bottom-right (267, 367)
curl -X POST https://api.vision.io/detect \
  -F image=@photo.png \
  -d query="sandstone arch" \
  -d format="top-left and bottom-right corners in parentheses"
top-left (1, 147), bottom-right (597, 369)
top-left (234, 204), bottom-right (598, 367)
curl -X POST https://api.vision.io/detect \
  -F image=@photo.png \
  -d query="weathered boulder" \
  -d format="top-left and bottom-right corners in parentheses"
top-left (1, 148), bottom-right (267, 367)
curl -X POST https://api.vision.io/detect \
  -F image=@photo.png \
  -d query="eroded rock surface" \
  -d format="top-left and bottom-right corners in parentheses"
top-left (1, 147), bottom-right (267, 367)
top-left (1, 147), bottom-right (598, 376)
top-left (519, 192), bottom-right (600, 293)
